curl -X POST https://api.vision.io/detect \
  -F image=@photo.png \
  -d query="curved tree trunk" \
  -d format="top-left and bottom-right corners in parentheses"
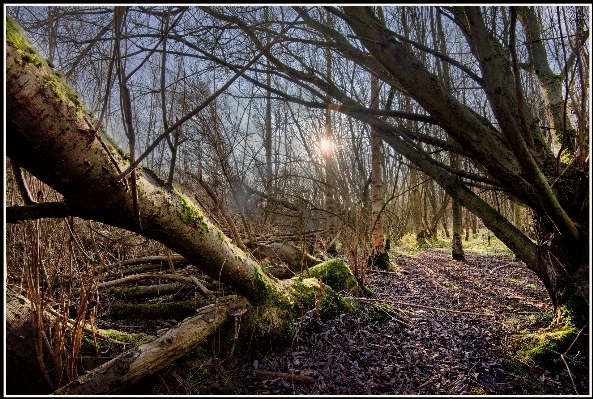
top-left (337, 7), bottom-right (588, 324)
top-left (6, 24), bottom-right (286, 307)
top-left (5, 21), bottom-right (359, 394)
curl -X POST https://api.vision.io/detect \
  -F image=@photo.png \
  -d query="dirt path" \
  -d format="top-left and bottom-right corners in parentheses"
top-left (230, 249), bottom-right (588, 395)
top-left (113, 249), bottom-right (588, 395)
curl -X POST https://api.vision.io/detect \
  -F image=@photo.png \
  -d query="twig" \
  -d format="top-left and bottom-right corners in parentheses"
top-left (560, 353), bottom-right (579, 395)
top-left (489, 263), bottom-right (515, 274)
top-left (10, 160), bottom-right (35, 204)
top-left (564, 322), bottom-right (588, 354)
top-left (346, 296), bottom-right (496, 317)
top-left (375, 305), bottom-right (413, 327)
top-left (97, 272), bottom-right (211, 298)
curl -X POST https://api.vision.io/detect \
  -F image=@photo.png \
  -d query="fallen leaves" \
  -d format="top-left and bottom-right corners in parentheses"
top-left (234, 249), bottom-right (588, 395)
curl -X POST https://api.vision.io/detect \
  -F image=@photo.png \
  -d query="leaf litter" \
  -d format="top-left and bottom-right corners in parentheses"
top-left (233, 249), bottom-right (589, 395)
top-left (119, 249), bottom-right (588, 395)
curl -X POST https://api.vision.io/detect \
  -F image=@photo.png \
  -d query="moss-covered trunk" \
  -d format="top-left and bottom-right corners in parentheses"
top-left (6, 18), bottom-right (267, 303)
top-left (533, 246), bottom-right (589, 329)
top-left (6, 16), bottom-right (358, 342)
top-left (339, 7), bottom-right (589, 329)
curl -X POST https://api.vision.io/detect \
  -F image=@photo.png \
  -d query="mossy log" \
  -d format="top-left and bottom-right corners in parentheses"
top-left (99, 272), bottom-right (211, 298)
top-left (107, 282), bottom-right (195, 299)
top-left (6, 289), bottom-right (159, 394)
top-left (53, 299), bottom-right (241, 395)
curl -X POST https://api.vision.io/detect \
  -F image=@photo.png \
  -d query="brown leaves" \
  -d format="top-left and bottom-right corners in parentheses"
top-left (235, 250), bottom-right (586, 395)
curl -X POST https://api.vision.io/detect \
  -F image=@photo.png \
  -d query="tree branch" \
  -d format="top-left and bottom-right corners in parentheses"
top-left (6, 202), bottom-right (77, 223)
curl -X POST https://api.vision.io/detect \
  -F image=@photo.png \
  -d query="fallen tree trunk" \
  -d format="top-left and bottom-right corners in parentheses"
top-left (107, 282), bottom-right (196, 299)
top-left (99, 272), bottom-right (212, 298)
top-left (53, 299), bottom-right (238, 395)
top-left (6, 27), bottom-right (279, 304)
top-left (6, 18), bottom-right (358, 333)
top-left (5, 19), bottom-right (362, 394)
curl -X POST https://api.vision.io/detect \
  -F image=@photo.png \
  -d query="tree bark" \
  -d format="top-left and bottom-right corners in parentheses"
top-left (6, 17), bottom-right (357, 364)
top-left (516, 6), bottom-right (572, 144)
top-left (53, 301), bottom-right (235, 395)
top-left (6, 289), bottom-right (54, 395)
top-left (6, 202), bottom-right (77, 223)
top-left (370, 65), bottom-right (386, 263)
top-left (338, 7), bottom-right (588, 322)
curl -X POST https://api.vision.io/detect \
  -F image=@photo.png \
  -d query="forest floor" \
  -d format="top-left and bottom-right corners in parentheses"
top-left (107, 247), bottom-right (589, 395)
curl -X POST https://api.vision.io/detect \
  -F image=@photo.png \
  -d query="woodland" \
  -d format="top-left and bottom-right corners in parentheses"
top-left (4, 5), bottom-right (591, 395)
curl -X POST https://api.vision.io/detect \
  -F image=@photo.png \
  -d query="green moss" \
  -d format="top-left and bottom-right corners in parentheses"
top-left (291, 277), bottom-right (350, 320)
top-left (176, 190), bottom-right (209, 230)
top-left (107, 284), bottom-right (143, 296)
top-left (515, 284), bottom-right (587, 370)
top-left (371, 251), bottom-right (393, 270)
top-left (544, 72), bottom-right (563, 82)
top-left (358, 284), bottom-right (375, 298)
top-left (516, 323), bottom-right (577, 370)
top-left (6, 17), bottom-right (44, 68)
top-left (558, 283), bottom-right (589, 328)
top-left (8, 17), bottom-right (85, 113)
top-left (305, 259), bottom-right (358, 294)
top-left (532, 132), bottom-right (546, 147)
top-left (233, 247), bottom-right (249, 262)
top-left (251, 266), bottom-right (277, 305)
top-left (80, 329), bottom-right (152, 357)
top-left (365, 304), bottom-right (391, 322)
top-left (42, 74), bottom-right (82, 110)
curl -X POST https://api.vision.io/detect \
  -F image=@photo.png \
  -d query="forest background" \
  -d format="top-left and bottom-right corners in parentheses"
top-left (4, 5), bottom-right (590, 395)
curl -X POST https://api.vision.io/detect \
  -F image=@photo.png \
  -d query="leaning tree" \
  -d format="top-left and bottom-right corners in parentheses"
top-left (197, 5), bottom-right (589, 326)
top-left (5, 15), bottom-right (363, 394)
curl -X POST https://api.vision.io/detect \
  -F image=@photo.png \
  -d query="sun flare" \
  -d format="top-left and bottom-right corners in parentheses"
top-left (319, 138), bottom-right (332, 154)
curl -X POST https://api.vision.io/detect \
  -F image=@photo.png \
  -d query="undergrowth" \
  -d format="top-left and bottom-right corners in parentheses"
top-left (393, 229), bottom-right (514, 257)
